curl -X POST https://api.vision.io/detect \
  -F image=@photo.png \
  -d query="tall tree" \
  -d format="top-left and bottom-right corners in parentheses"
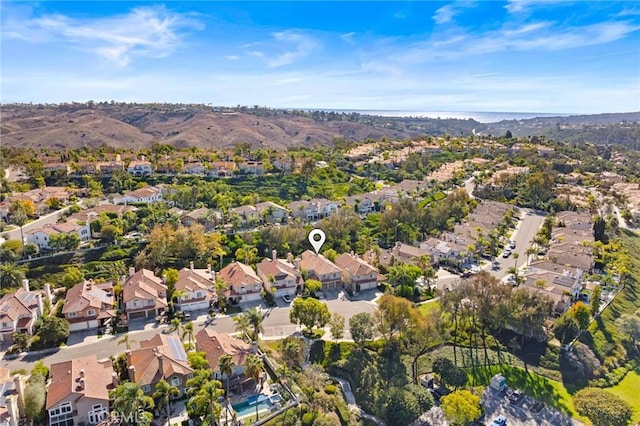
top-left (0, 263), bottom-right (26, 288)
top-left (182, 321), bottom-right (195, 350)
top-left (24, 374), bottom-right (46, 426)
top-left (440, 390), bottom-right (481, 426)
top-left (219, 354), bottom-right (235, 398)
top-left (152, 379), bottom-right (179, 423)
top-left (328, 313), bottom-right (345, 342)
top-left (244, 354), bottom-right (263, 391)
top-left (349, 312), bottom-right (375, 348)
top-left (246, 307), bottom-right (264, 341)
top-left (117, 334), bottom-right (137, 351)
top-left (289, 297), bottom-right (331, 333)
top-left (9, 203), bottom-right (28, 258)
top-left (187, 379), bottom-right (224, 426)
top-left (404, 310), bottom-right (440, 384)
top-left (110, 382), bottom-right (154, 426)
top-left (375, 294), bottom-right (414, 345)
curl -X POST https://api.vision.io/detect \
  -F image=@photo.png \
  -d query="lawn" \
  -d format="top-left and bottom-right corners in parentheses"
top-left (468, 364), bottom-right (588, 423)
top-left (607, 367), bottom-right (640, 424)
top-left (418, 300), bottom-right (440, 316)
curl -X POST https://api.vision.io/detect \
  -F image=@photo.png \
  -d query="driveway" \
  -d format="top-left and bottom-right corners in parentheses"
top-left (482, 388), bottom-right (580, 426)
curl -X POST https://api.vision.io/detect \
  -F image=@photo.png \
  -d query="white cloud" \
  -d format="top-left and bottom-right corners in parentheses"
top-left (433, 2), bottom-right (476, 25)
top-left (247, 30), bottom-right (319, 68)
top-left (2, 5), bottom-right (202, 67)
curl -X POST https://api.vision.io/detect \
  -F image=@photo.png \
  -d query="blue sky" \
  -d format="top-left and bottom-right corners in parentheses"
top-left (2, 1), bottom-right (639, 113)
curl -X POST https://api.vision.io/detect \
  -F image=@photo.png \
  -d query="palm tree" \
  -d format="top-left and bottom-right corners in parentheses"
top-left (168, 318), bottom-right (183, 335)
top-left (188, 379), bottom-right (224, 426)
top-left (244, 354), bottom-right (263, 391)
top-left (233, 312), bottom-right (251, 337)
top-left (182, 321), bottom-right (195, 350)
top-left (513, 252), bottom-right (519, 269)
top-left (0, 263), bottom-right (26, 289)
top-left (110, 382), bottom-right (154, 426)
top-left (186, 369), bottom-right (214, 397)
top-left (117, 334), bottom-right (137, 351)
top-left (525, 246), bottom-right (537, 266)
top-left (152, 379), bottom-right (179, 423)
top-left (246, 307), bottom-right (264, 342)
top-left (235, 246), bottom-right (258, 265)
top-left (10, 209), bottom-right (28, 259)
top-left (219, 354), bottom-right (235, 398)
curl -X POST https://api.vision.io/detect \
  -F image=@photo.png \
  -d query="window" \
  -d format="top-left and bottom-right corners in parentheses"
top-left (1, 322), bottom-right (8, 328)
top-left (142, 385), bottom-right (151, 392)
top-left (87, 310), bottom-right (95, 316)
top-left (133, 300), bottom-right (139, 307)
top-left (171, 376), bottom-right (181, 386)
top-left (196, 292), bottom-right (203, 298)
top-left (67, 312), bottom-right (76, 318)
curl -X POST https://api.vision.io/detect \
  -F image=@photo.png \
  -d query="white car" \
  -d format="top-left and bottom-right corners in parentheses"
top-left (502, 249), bottom-right (512, 258)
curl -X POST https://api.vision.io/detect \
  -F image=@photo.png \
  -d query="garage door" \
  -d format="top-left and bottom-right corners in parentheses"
top-left (128, 311), bottom-right (147, 319)
top-left (69, 322), bottom-right (89, 332)
top-left (182, 301), bottom-right (209, 311)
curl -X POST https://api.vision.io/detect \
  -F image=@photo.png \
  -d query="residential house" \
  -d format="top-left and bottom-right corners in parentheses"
top-left (174, 264), bottom-right (217, 312)
top-left (181, 208), bottom-right (221, 231)
top-left (0, 281), bottom-right (48, 344)
top-left (218, 262), bottom-right (264, 303)
top-left (183, 162), bottom-right (207, 175)
top-left (528, 260), bottom-right (582, 280)
top-left (229, 205), bottom-right (260, 228)
top-left (272, 156), bottom-right (295, 173)
top-left (71, 162), bottom-right (98, 176)
top-left (43, 162), bottom-right (71, 177)
top-left (26, 220), bottom-right (91, 250)
top-left (195, 329), bottom-right (255, 392)
top-left (63, 281), bottom-right (116, 332)
top-left (208, 161), bottom-right (237, 178)
top-left (127, 160), bottom-right (153, 176)
top-left (521, 270), bottom-right (581, 315)
top-left (96, 160), bottom-right (125, 176)
top-left (545, 248), bottom-right (594, 273)
top-left (0, 369), bottom-right (25, 426)
top-left (67, 204), bottom-right (137, 222)
top-left (126, 335), bottom-right (193, 397)
top-left (255, 201), bottom-right (289, 223)
top-left (256, 251), bottom-right (302, 298)
top-left (238, 161), bottom-right (264, 175)
top-left (112, 186), bottom-right (164, 205)
top-left (551, 228), bottom-right (594, 246)
top-left (420, 238), bottom-right (471, 265)
top-left (288, 200), bottom-right (320, 221)
top-left (46, 356), bottom-right (115, 426)
top-left (122, 268), bottom-right (168, 321)
top-left (555, 211), bottom-right (593, 231)
top-left (379, 242), bottom-right (433, 268)
top-left (334, 252), bottom-right (381, 292)
top-left (299, 250), bottom-right (343, 291)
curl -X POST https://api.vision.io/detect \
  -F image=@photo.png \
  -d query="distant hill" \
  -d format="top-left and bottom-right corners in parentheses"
top-left (1, 103), bottom-right (638, 150)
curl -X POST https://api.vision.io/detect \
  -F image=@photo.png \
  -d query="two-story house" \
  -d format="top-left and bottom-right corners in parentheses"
top-left (0, 369), bottom-right (25, 426)
top-left (26, 220), bottom-right (91, 250)
top-left (208, 161), bottom-right (237, 178)
top-left (46, 356), bottom-right (115, 426)
top-left (127, 160), bottom-right (153, 176)
top-left (238, 161), bottom-right (264, 175)
top-left (195, 329), bottom-right (255, 393)
top-left (63, 281), bottom-right (116, 332)
top-left (255, 201), bottom-right (289, 224)
top-left (0, 281), bottom-right (47, 345)
top-left (256, 251), bottom-right (302, 298)
top-left (299, 250), bottom-right (343, 291)
top-left (228, 205), bottom-right (260, 228)
top-left (126, 335), bottom-right (193, 397)
top-left (112, 186), bottom-right (164, 205)
top-left (218, 262), bottom-right (263, 304)
top-left (288, 200), bottom-right (320, 221)
top-left (96, 160), bottom-right (125, 176)
top-left (183, 162), bottom-right (207, 175)
top-left (122, 268), bottom-right (168, 321)
top-left (334, 252), bottom-right (381, 292)
top-left (174, 264), bottom-right (217, 312)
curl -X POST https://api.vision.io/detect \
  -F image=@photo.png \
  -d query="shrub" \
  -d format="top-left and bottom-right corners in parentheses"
top-left (574, 387), bottom-right (632, 426)
top-left (324, 384), bottom-right (338, 394)
top-left (301, 412), bottom-right (315, 426)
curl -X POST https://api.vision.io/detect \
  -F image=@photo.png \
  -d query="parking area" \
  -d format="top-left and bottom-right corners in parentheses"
top-left (482, 388), bottom-right (580, 426)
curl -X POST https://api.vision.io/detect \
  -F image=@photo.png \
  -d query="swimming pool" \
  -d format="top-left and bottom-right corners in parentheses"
top-left (232, 394), bottom-right (272, 418)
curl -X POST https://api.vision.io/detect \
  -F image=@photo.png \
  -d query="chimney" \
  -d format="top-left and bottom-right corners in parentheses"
top-left (129, 267), bottom-right (135, 277)
top-left (154, 349), bottom-right (163, 374)
top-left (211, 270), bottom-right (216, 281)
top-left (272, 249), bottom-right (277, 261)
top-left (36, 294), bottom-right (43, 316)
top-left (287, 253), bottom-right (293, 264)
top-left (13, 375), bottom-right (26, 416)
top-left (44, 283), bottom-right (52, 301)
top-left (207, 263), bottom-right (212, 273)
top-left (78, 377), bottom-right (85, 391)
top-left (190, 261), bottom-right (194, 271)
top-left (162, 274), bottom-right (167, 284)
top-left (22, 279), bottom-right (29, 292)
top-left (116, 154), bottom-right (121, 162)
top-left (112, 372), bottom-right (119, 388)
top-left (294, 258), bottom-right (300, 271)
top-left (86, 281), bottom-right (92, 290)
top-left (79, 369), bottom-right (85, 378)
top-left (127, 365), bottom-right (136, 382)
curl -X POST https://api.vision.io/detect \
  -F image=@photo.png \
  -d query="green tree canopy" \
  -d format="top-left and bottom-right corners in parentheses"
top-left (289, 297), bottom-right (331, 332)
top-left (440, 390), bottom-right (481, 426)
top-left (574, 387), bottom-right (632, 426)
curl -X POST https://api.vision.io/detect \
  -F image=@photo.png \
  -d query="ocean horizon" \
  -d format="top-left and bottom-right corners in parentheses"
top-left (308, 109), bottom-right (572, 124)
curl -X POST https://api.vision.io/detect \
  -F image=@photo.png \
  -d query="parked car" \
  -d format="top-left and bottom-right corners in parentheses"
top-left (509, 389), bottom-right (525, 405)
top-left (509, 241), bottom-right (516, 249)
top-left (183, 312), bottom-right (192, 321)
top-left (282, 294), bottom-right (292, 303)
top-left (502, 249), bottom-right (512, 258)
top-left (491, 415), bottom-right (507, 426)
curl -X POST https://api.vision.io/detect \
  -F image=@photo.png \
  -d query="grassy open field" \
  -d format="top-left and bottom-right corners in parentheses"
top-left (607, 367), bottom-right (640, 424)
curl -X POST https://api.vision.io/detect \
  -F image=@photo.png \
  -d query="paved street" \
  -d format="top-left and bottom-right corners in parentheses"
top-left (490, 209), bottom-right (547, 280)
top-left (1, 291), bottom-right (378, 371)
top-left (3, 207), bottom-right (71, 241)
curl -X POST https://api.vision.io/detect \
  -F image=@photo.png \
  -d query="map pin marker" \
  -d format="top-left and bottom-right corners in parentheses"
top-left (308, 229), bottom-right (326, 254)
